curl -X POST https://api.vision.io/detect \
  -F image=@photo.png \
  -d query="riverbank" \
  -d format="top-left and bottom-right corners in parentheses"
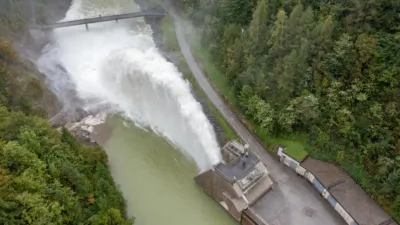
top-left (162, 8), bottom-right (308, 161)
top-left (1, 0), bottom-right (74, 120)
top-left (190, 45), bottom-right (309, 161)
top-left (142, 1), bottom-right (304, 158)
top-left (164, 5), bottom-right (355, 225)
top-left (166, 3), bottom-right (400, 224)
top-left (0, 2), bottom-right (136, 223)
top-left (0, 22), bottom-right (133, 225)
top-left (30, 1), bottom-right (238, 224)
top-left (99, 116), bottom-right (237, 225)
top-left (158, 15), bottom-right (238, 144)
top-left (134, 0), bottom-right (237, 145)
top-left (0, 1), bottom-right (236, 224)
top-left (5, 0), bottom-right (95, 124)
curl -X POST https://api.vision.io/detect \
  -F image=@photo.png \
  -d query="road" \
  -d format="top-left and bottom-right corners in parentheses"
top-left (167, 6), bottom-right (347, 225)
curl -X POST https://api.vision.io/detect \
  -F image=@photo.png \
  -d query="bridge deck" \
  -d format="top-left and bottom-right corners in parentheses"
top-left (40, 6), bottom-right (166, 30)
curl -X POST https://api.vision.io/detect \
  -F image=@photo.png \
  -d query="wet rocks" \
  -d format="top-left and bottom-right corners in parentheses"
top-left (63, 113), bottom-right (107, 146)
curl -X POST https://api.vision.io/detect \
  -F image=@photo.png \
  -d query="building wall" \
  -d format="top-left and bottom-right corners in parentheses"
top-left (194, 168), bottom-right (246, 221)
top-left (193, 169), bottom-right (214, 197)
top-left (194, 163), bottom-right (271, 224)
top-left (212, 171), bottom-right (242, 201)
top-left (243, 208), bottom-right (269, 225)
top-left (222, 191), bottom-right (243, 220)
top-left (241, 213), bottom-right (258, 225)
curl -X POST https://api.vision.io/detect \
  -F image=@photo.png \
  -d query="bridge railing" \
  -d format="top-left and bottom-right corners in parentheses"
top-left (37, 5), bottom-right (166, 30)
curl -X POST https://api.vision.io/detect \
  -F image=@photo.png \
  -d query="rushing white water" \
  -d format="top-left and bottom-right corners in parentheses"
top-left (36, 0), bottom-right (220, 170)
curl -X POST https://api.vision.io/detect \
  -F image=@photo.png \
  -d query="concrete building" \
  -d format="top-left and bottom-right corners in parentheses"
top-left (194, 140), bottom-right (274, 225)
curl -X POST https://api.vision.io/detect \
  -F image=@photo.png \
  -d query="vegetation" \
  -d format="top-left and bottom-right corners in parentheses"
top-left (190, 39), bottom-right (309, 160)
top-left (0, 37), bottom-right (46, 117)
top-left (160, 15), bottom-right (238, 142)
top-left (161, 16), bottom-right (180, 51)
top-left (0, 0), bottom-right (68, 35)
top-left (0, 38), bottom-right (133, 224)
top-left (173, 0), bottom-right (400, 221)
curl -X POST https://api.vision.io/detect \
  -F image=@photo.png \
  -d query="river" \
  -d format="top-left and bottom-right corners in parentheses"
top-left (36, 0), bottom-right (237, 224)
top-left (104, 116), bottom-right (236, 224)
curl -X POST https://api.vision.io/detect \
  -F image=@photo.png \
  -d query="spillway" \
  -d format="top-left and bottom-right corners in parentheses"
top-left (37, 0), bottom-right (221, 171)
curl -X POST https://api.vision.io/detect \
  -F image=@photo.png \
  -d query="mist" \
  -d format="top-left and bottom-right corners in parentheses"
top-left (35, 0), bottom-right (221, 170)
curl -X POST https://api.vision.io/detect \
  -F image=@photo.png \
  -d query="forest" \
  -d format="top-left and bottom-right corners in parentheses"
top-left (1, 1), bottom-right (133, 223)
top-left (173, 0), bottom-right (400, 221)
top-left (0, 31), bottom-right (133, 225)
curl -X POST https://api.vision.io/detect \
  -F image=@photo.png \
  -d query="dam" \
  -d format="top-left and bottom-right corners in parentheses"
top-left (36, 0), bottom-right (234, 224)
top-left (35, 0), bottom-right (354, 224)
top-left (194, 140), bottom-right (274, 225)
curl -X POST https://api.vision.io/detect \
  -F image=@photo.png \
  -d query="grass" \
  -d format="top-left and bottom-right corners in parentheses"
top-left (239, 114), bottom-right (308, 161)
top-left (189, 33), bottom-right (309, 161)
top-left (192, 46), bottom-right (237, 105)
top-left (160, 15), bottom-right (180, 51)
top-left (161, 13), bottom-right (309, 161)
top-left (271, 137), bottom-right (308, 161)
top-left (159, 15), bottom-right (238, 142)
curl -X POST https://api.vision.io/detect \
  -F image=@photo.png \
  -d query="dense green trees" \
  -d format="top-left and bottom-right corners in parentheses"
top-left (0, 109), bottom-right (134, 224)
top-left (0, 40), bottom-right (133, 224)
top-left (175, 0), bottom-right (400, 221)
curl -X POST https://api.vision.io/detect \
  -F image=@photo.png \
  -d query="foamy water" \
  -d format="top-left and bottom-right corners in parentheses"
top-left (36, 0), bottom-right (220, 170)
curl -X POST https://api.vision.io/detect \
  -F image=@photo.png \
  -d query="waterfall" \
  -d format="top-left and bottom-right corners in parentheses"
top-left (36, 0), bottom-right (221, 170)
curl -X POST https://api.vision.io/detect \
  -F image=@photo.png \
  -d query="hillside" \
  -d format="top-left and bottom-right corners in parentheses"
top-left (0, 1), bottom-right (134, 224)
top-left (173, 0), bottom-right (400, 221)
top-left (0, 37), bottom-right (133, 225)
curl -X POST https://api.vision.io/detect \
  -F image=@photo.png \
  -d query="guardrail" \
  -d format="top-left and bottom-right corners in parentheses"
top-left (279, 152), bottom-right (358, 225)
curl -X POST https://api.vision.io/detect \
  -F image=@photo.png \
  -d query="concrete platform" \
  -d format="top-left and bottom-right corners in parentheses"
top-left (194, 140), bottom-right (274, 223)
top-left (250, 172), bottom-right (347, 225)
top-left (215, 150), bottom-right (260, 183)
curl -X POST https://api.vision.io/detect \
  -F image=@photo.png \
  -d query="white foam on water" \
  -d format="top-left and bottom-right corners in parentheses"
top-left (36, 0), bottom-right (220, 170)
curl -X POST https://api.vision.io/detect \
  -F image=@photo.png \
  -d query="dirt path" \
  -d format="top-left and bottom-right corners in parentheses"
top-left (167, 5), bottom-right (347, 225)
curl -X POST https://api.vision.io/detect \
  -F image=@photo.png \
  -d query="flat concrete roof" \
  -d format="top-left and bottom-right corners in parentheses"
top-left (301, 157), bottom-right (397, 225)
top-left (215, 151), bottom-right (260, 183)
top-left (250, 183), bottom-right (347, 225)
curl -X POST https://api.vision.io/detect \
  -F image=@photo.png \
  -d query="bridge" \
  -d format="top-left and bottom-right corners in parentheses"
top-left (39, 5), bottom-right (166, 30)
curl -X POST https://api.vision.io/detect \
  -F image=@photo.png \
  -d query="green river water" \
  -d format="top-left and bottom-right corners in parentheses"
top-left (52, 0), bottom-right (238, 223)
top-left (103, 117), bottom-right (237, 225)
